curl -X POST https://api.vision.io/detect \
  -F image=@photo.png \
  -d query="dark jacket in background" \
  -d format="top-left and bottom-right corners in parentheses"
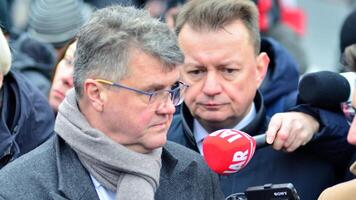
top-left (168, 90), bottom-right (354, 200)
top-left (259, 37), bottom-right (299, 117)
top-left (10, 33), bottom-right (56, 96)
top-left (0, 135), bottom-right (224, 200)
top-left (0, 71), bottom-right (54, 168)
top-left (0, 0), bottom-right (11, 34)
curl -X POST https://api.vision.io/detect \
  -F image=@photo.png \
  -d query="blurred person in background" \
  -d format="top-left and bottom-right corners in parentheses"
top-left (48, 41), bottom-right (76, 114)
top-left (9, 0), bottom-right (91, 96)
top-left (318, 77), bottom-right (356, 200)
top-left (144, 0), bottom-right (166, 18)
top-left (0, 28), bottom-right (54, 169)
top-left (340, 9), bottom-right (356, 72)
top-left (26, 0), bottom-right (91, 55)
top-left (0, 0), bottom-right (11, 37)
top-left (257, 0), bottom-right (308, 74)
top-left (342, 45), bottom-right (356, 72)
top-left (164, 0), bottom-right (187, 31)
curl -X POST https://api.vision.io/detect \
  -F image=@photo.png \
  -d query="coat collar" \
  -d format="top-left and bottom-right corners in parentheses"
top-left (240, 90), bottom-right (267, 136)
top-left (160, 143), bottom-right (178, 179)
top-left (54, 136), bottom-right (99, 200)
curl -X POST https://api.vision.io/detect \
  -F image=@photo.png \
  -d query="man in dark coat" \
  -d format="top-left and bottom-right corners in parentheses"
top-left (168, 0), bottom-right (354, 199)
top-left (0, 6), bottom-right (224, 200)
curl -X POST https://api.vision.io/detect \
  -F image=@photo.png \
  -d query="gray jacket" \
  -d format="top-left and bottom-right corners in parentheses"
top-left (0, 135), bottom-right (224, 200)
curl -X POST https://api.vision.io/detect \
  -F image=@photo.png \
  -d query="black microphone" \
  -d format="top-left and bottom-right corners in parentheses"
top-left (298, 71), bottom-right (355, 109)
top-left (254, 134), bottom-right (268, 149)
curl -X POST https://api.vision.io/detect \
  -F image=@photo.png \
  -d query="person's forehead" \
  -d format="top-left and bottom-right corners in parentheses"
top-left (128, 50), bottom-right (172, 70)
top-left (178, 22), bottom-right (254, 58)
top-left (124, 51), bottom-right (180, 85)
top-left (180, 20), bottom-right (251, 39)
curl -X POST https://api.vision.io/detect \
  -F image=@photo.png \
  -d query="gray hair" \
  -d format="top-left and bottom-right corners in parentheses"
top-left (0, 29), bottom-right (11, 75)
top-left (74, 6), bottom-right (184, 97)
top-left (175, 0), bottom-right (260, 55)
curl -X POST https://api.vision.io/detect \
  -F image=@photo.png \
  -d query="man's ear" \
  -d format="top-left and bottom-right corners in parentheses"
top-left (256, 52), bottom-right (270, 88)
top-left (83, 79), bottom-right (106, 112)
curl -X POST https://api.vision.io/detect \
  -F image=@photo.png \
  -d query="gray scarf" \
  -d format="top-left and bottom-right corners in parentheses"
top-left (55, 89), bottom-right (162, 200)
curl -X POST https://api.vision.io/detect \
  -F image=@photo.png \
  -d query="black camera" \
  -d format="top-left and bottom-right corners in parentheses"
top-left (225, 183), bottom-right (300, 200)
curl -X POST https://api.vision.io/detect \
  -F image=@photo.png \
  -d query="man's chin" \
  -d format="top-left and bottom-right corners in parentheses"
top-left (196, 112), bottom-right (230, 123)
top-left (145, 138), bottom-right (167, 151)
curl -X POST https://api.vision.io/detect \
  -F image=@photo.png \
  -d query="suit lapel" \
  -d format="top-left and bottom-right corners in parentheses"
top-left (157, 143), bottom-right (198, 200)
top-left (54, 136), bottom-right (99, 200)
top-left (160, 146), bottom-right (178, 179)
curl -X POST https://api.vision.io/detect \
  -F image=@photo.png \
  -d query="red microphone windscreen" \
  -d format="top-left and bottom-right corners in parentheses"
top-left (202, 129), bottom-right (256, 175)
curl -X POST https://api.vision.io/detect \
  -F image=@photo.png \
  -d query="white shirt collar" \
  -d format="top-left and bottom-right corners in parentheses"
top-left (90, 175), bottom-right (116, 200)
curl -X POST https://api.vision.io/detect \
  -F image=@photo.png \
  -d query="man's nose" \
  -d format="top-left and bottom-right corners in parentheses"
top-left (202, 72), bottom-right (222, 96)
top-left (156, 95), bottom-right (176, 114)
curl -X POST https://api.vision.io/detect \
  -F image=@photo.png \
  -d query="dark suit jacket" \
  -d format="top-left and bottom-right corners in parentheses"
top-left (0, 135), bottom-right (224, 200)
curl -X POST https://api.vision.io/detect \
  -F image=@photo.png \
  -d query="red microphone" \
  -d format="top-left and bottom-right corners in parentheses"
top-left (202, 129), bottom-right (266, 175)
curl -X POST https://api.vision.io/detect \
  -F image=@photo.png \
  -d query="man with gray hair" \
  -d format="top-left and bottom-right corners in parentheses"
top-left (0, 6), bottom-right (224, 200)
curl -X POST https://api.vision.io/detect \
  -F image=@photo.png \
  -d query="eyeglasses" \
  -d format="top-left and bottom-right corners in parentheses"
top-left (95, 79), bottom-right (189, 106)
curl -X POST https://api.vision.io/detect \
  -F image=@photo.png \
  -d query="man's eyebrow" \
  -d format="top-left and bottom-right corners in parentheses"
top-left (184, 63), bottom-right (205, 68)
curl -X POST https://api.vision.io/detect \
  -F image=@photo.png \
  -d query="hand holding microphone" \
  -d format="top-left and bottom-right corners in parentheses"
top-left (265, 112), bottom-right (319, 152)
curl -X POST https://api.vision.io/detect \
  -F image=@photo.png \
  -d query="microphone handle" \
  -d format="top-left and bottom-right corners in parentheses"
top-left (253, 134), bottom-right (268, 149)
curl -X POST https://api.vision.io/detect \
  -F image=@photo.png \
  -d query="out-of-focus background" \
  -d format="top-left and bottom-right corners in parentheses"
top-left (1, 0), bottom-right (356, 97)
top-left (299, 0), bottom-right (355, 73)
